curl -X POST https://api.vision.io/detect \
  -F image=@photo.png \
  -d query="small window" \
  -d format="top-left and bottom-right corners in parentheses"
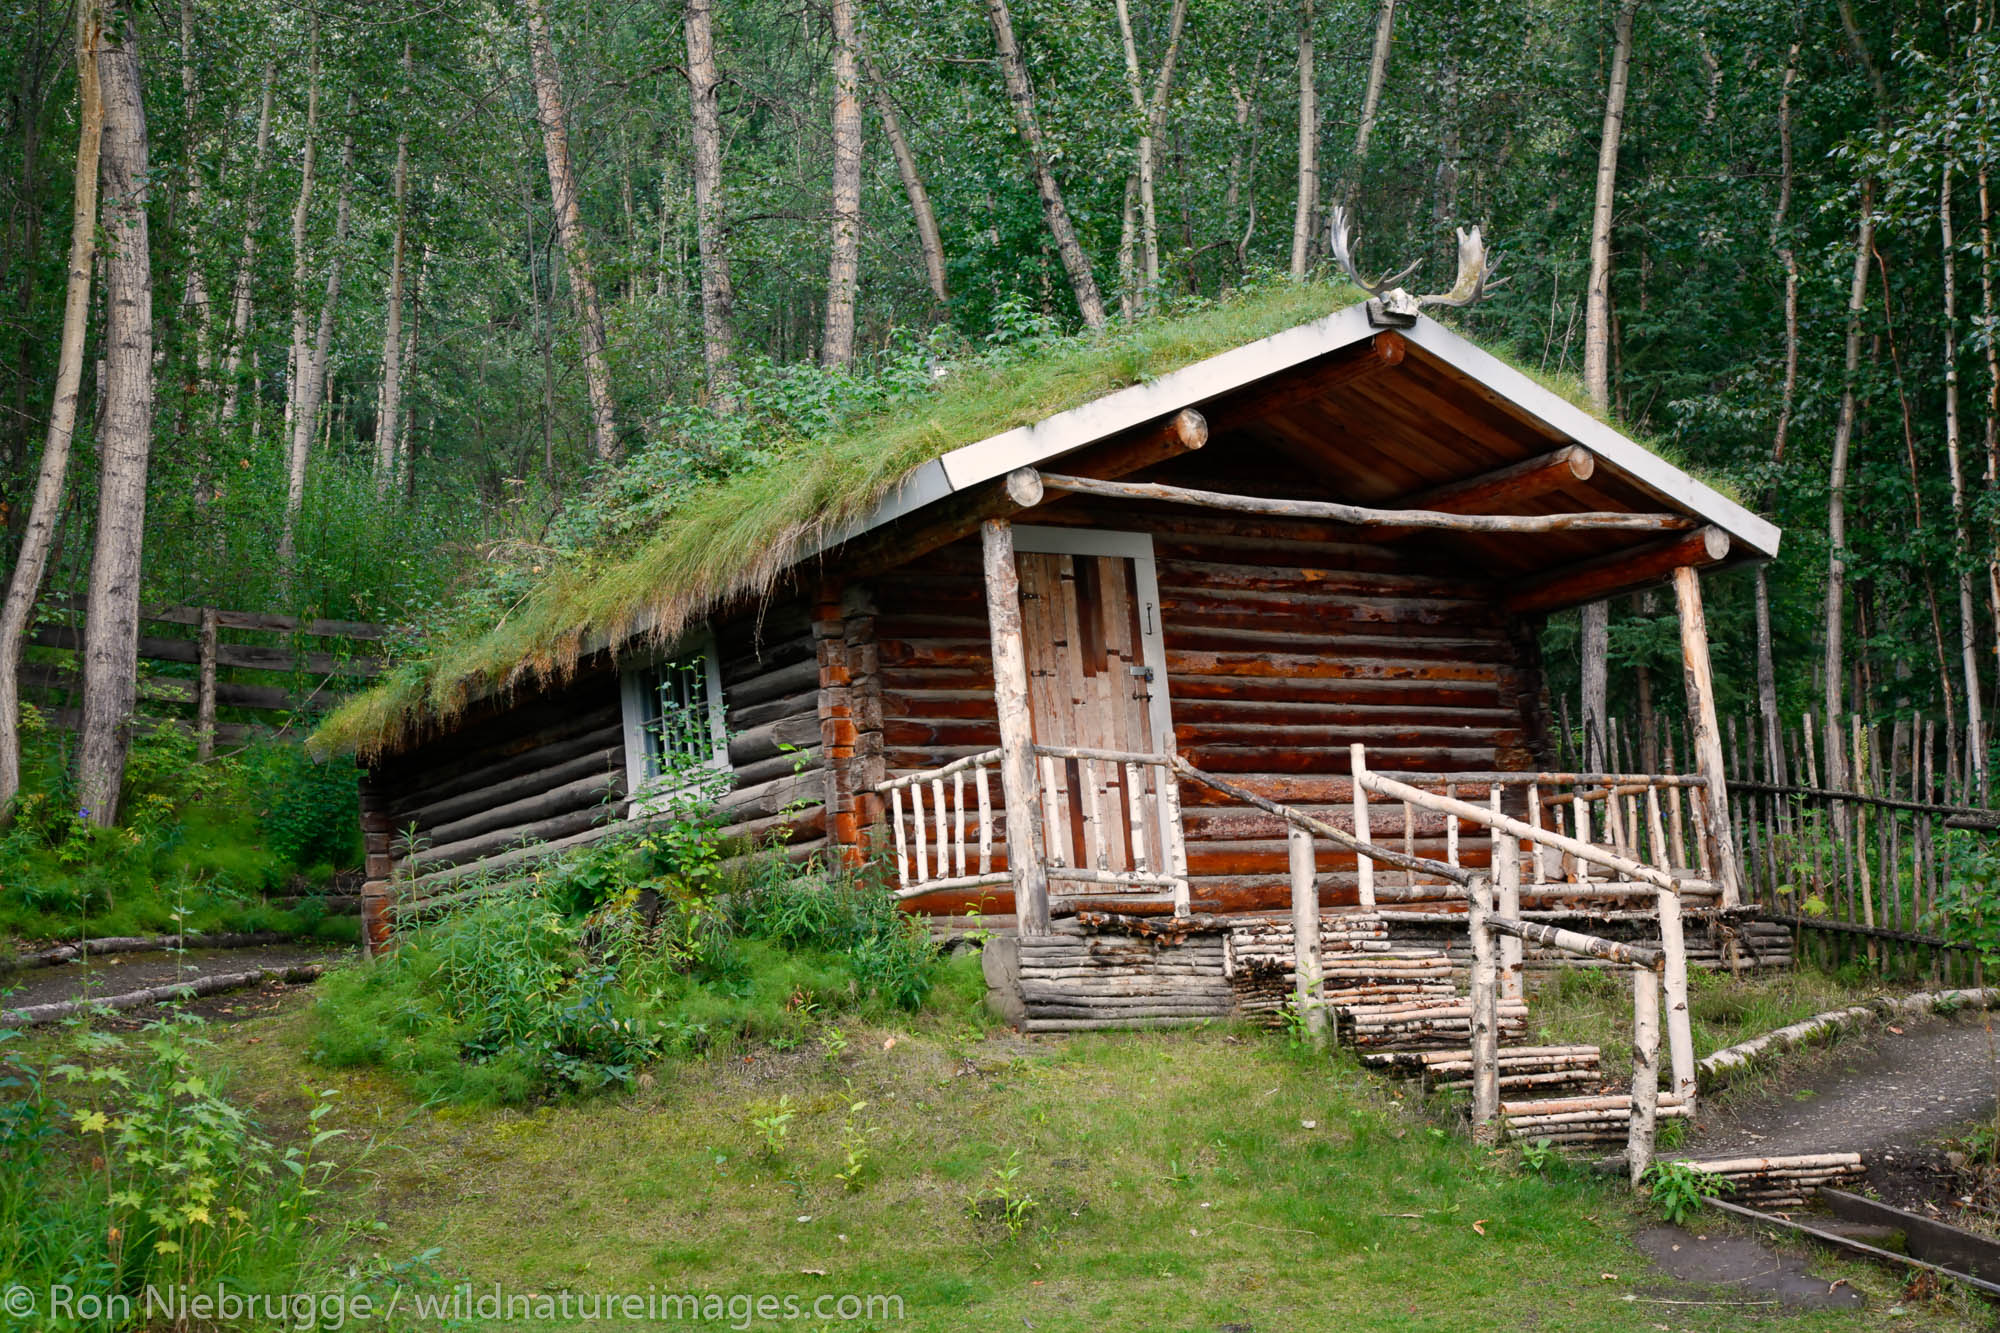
top-left (620, 629), bottom-right (728, 815)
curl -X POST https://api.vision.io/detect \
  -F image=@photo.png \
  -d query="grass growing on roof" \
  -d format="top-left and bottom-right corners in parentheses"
top-left (313, 279), bottom-right (1368, 757)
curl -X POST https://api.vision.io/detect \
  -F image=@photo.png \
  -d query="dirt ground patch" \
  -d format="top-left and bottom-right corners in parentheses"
top-left (0, 943), bottom-right (357, 1026)
top-left (1692, 1010), bottom-right (2000, 1220)
top-left (1635, 1224), bottom-right (1867, 1311)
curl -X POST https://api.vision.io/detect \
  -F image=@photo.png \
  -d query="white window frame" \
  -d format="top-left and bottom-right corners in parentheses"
top-left (619, 626), bottom-right (729, 818)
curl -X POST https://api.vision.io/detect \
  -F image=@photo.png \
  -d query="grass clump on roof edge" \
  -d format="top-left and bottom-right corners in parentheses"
top-left (316, 275), bottom-right (1706, 761)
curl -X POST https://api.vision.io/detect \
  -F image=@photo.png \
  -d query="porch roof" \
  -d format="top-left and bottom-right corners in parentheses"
top-left (819, 305), bottom-right (1778, 610)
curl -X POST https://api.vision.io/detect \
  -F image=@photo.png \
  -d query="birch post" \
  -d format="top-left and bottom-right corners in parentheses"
top-left (1673, 565), bottom-right (1742, 910)
top-left (1350, 742), bottom-right (1375, 907)
top-left (1494, 827), bottom-right (1524, 1004)
top-left (1646, 786), bottom-right (1696, 1100)
top-left (1629, 965), bottom-right (1661, 1184)
top-left (1468, 873), bottom-right (1500, 1139)
top-left (1288, 825), bottom-right (1327, 1045)
top-left (982, 519), bottom-right (1049, 934)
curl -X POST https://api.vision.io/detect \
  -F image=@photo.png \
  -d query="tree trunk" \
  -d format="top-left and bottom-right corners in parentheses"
top-left (984, 0), bottom-right (1106, 329)
top-left (77, 2), bottom-right (152, 828)
top-left (1577, 0), bottom-right (1639, 752)
top-left (1824, 183), bottom-right (1875, 792)
top-left (1942, 164), bottom-right (1988, 796)
top-left (1754, 42), bottom-right (1800, 781)
top-left (1584, 0), bottom-right (1638, 413)
top-left (524, 0), bottom-right (620, 459)
top-left (821, 0), bottom-right (863, 367)
top-left (859, 48), bottom-right (946, 304)
top-left (176, 0), bottom-right (211, 390)
top-left (1580, 599), bottom-right (1608, 769)
top-left (1113, 0), bottom-right (1187, 307)
top-left (279, 107), bottom-right (356, 567)
top-left (0, 0), bottom-right (102, 817)
top-left (284, 18), bottom-right (320, 446)
top-left (399, 231), bottom-right (434, 496)
top-left (1977, 154), bottom-right (2000, 741)
top-left (1224, 62), bottom-right (1257, 270)
top-left (219, 61), bottom-right (273, 426)
top-left (1346, 0), bottom-right (1395, 203)
top-left (376, 42), bottom-right (412, 490)
top-left (1287, 0), bottom-right (1316, 279)
top-left (685, 0), bottom-right (738, 405)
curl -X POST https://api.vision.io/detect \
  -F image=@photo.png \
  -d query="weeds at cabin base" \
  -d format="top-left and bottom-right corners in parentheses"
top-left (306, 818), bottom-right (956, 1105)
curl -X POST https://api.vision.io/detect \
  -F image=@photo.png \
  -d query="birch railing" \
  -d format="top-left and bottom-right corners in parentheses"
top-left (1349, 744), bottom-right (1701, 1105)
top-left (1467, 835), bottom-right (1675, 1182)
top-left (878, 749), bottom-right (1010, 900)
top-left (875, 744), bottom-right (1190, 914)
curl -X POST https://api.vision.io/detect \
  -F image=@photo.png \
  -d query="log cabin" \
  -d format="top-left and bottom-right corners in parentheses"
top-left (336, 299), bottom-right (1786, 1037)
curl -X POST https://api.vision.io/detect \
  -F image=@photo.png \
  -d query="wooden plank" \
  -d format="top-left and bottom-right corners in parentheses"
top-left (1505, 526), bottom-right (1731, 615)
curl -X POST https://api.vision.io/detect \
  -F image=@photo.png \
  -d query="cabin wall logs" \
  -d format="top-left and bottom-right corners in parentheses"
top-left (358, 599), bottom-right (828, 942)
top-left (872, 487), bottom-right (1555, 918)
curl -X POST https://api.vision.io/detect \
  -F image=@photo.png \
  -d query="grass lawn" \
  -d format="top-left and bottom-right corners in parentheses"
top-left (197, 956), bottom-right (1984, 1332)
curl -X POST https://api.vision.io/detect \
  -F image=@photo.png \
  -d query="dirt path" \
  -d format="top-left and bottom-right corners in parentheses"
top-left (1, 943), bottom-right (355, 1026)
top-left (1690, 1010), bottom-right (2000, 1216)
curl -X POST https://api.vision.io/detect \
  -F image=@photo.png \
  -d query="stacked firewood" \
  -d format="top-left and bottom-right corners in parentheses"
top-left (1672, 1153), bottom-right (1866, 1208)
top-left (1499, 1092), bottom-right (1692, 1145)
top-left (1364, 1044), bottom-right (1602, 1096)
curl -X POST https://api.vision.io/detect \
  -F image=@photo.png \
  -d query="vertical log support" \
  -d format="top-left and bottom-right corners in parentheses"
top-left (195, 606), bottom-right (219, 761)
top-left (1647, 787), bottom-right (1697, 1102)
top-left (1468, 873), bottom-right (1501, 1140)
top-left (1673, 565), bottom-right (1741, 909)
top-left (982, 519), bottom-right (1050, 935)
top-left (1629, 965), bottom-right (1661, 1185)
top-left (1349, 742), bottom-right (1375, 907)
top-left (1495, 830), bottom-right (1524, 1004)
top-left (1288, 825), bottom-right (1327, 1045)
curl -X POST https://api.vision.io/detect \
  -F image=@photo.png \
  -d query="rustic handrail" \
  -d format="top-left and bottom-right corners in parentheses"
top-left (1354, 756), bottom-right (1685, 895)
top-left (1170, 756), bottom-right (1474, 886)
top-left (1485, 917), bottom-right (1664, 971)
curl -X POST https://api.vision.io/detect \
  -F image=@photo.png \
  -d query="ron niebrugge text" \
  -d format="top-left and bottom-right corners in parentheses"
top-left (13, 1283), bottom-right (905, 1329)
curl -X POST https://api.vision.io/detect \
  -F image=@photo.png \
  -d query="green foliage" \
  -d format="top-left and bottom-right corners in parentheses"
top-left (748, 1093), bottom-right (795, 1158)
top-left (1641, 1159), bottom-right (1731, 1226)
top-left (307, 837), bottom-right (947, 1106)
top-left (969, 1148), bottom-right (1040, 1240)
top-left (0, 1013), bottom-right (354, 1325)
top-left (0, 720), bottom-right (361, 945)
top-left (1517, 1137), bottom-right (1564, 1176)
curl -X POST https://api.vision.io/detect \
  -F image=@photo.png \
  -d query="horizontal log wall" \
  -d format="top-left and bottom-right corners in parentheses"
top-left (874, 457), bottom-right (1554, 917)
top-left (358, 599), bottom-right (829, 942)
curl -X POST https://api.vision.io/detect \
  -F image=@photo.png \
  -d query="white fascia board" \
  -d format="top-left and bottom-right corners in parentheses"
top-left (820, 303), bottom-right (1779, 560)
top-left (1400, 319), bottom-right (1782, 559)
top-left (815, 303), bottom-right (1380, 552)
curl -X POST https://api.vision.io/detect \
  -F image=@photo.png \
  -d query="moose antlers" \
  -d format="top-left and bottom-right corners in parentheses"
top-left (1328, 206), bottom-right (1501, 326)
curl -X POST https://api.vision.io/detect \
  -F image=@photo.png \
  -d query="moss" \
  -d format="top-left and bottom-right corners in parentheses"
top-left (317, 282), bottom-right (1736, 759)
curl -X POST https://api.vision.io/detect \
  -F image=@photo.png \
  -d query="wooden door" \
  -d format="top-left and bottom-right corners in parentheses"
top-left (1018, 550), bottom-right (1163, 872)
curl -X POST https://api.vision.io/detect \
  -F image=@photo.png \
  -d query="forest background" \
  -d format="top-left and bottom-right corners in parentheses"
top-left (0, 0), bottom-right (1993, 822)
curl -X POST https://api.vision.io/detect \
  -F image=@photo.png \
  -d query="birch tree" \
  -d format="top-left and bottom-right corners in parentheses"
top-left (284, 18), bottom-right (320, 443)
top-left (280, 106), bottom-right (357, 566)
top-left (218, 62), bottom-right (273, 426)
top-left (983, 0), bottom-right (1107, 329)
top-left (1288, 0), bottom-right (1316, 279)
top-left (821, 0), bottom-right (863, 367)
top-left (77, 0), bottom-right (153, 827)
top-left (0, 0), bottom-right (101, 817)
top-left (377, 42), bottom-right (413, 488)
top-left (686, 0), bottom-right (738, 404)
top-left (1112, 0), bottom-right (1187, 312)
top-left (524, 0), bottom-right (620, 459)
top-left (1942, 161), bottom-right (1987, 794)
top-left (1578, 0), bottom-right (1639, 772)
top-left (860, 47), bottom-right (946, 304)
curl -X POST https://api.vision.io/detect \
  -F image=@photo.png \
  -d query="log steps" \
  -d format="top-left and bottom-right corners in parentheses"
top-left (1670, 1153), bottom-right (1867, 1209)
top-left (1363, 1044), bottom-right (1603, 1096)
top-left (1016, 931), bottom-right (1234, 1032)
top-left (1499, 1092), bottom-right (1693, 1146)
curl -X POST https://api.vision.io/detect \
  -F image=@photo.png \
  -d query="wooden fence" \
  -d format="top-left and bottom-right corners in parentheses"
top-left (21, 602), bottom-right (388, 755)
top-left (1576, 708), bottom-right (1991, 984)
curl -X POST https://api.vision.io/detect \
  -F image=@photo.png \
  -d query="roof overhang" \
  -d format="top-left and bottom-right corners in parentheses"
top-left (817, 306), bottom-right (1779, 578)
